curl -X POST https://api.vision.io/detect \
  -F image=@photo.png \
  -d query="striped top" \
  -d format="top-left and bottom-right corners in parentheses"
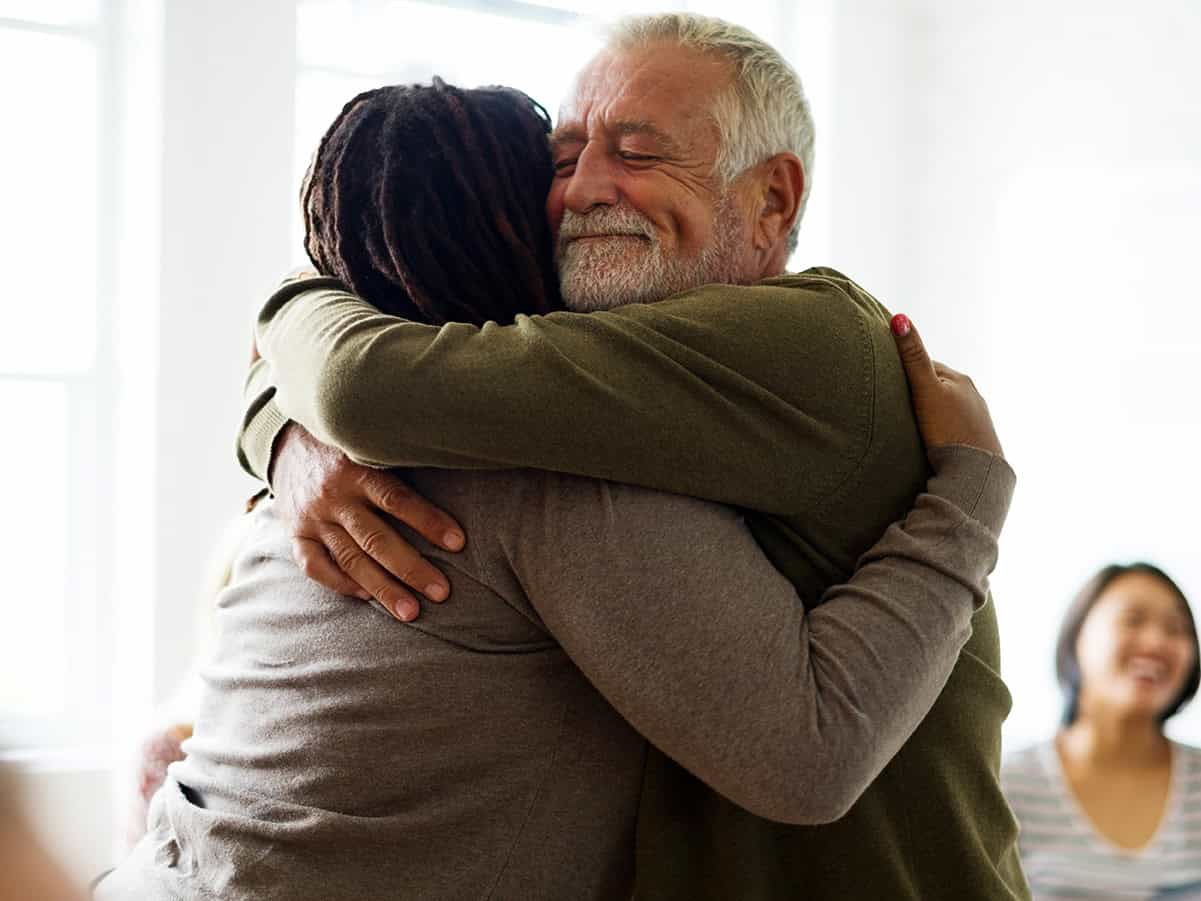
top-left (1002, 740), bottom-right (1201, 900)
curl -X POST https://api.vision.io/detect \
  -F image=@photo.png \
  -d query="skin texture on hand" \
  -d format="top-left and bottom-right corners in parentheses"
top-left (890, 314), bottom-right (1004, 458)
top-left (271, 422), bottom-right (466, 621)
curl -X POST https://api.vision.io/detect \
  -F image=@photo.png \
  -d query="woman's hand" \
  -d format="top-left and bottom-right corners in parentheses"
top-left (890, 314), bottom-right (1004, 457)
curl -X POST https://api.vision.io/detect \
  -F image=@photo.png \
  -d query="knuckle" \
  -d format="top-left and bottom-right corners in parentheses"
top-left (375, 481), bottom-right (414, 511)
top-left (337, 507), bottom-right (368, 533)
top-left (324, 534), bottom-right (361, 573)
top-left (313, 479), bottom-right (347, 507)
top-left (293, 542), bottom-right (316, 571)
top-left (358, 528), bottom-right (394, 559)
top-left (319, 464), bottom-right (358, 494)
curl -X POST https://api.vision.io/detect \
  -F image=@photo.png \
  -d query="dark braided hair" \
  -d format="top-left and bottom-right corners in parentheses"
top-left (303, 78), bottom-right (561, 326)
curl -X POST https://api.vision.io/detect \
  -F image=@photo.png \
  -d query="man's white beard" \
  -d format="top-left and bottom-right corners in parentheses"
top-left (555, 194), bottom-right (748, 312)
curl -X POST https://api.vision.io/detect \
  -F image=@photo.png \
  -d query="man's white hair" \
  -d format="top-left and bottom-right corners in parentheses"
top-left (605, 13), bottom-right (815, 253)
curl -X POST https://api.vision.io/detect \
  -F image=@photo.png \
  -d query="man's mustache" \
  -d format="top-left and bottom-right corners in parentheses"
top-left (557, 208), bottom-right (655, 243)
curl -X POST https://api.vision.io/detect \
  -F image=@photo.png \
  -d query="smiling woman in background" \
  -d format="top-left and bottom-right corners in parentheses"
top-left (1002, 563), bottom-right (1201, 900)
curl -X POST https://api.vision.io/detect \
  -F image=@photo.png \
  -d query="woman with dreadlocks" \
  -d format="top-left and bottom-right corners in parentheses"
top-left (300, 78), bottom-right (561, 327)
top-left (98, 80), bottom-right (1015, 900)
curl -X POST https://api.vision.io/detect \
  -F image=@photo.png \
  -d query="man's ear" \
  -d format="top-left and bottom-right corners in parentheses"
top-left (751, 152), bottom-right (804, 252)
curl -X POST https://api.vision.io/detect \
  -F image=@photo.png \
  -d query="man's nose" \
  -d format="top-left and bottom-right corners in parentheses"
top-left (562, 144), bottom-right (620, 213)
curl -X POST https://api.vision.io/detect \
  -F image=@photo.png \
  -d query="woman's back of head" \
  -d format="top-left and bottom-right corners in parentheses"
top-left (303, 79), bottom-right (561, 326)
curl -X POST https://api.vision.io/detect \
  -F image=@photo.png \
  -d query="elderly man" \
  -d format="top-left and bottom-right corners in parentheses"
top-left (212, 14), bottom-right (1023, 901)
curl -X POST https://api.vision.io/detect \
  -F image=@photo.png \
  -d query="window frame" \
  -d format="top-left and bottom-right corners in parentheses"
top-left (0, 4), bottom-right (118, 755)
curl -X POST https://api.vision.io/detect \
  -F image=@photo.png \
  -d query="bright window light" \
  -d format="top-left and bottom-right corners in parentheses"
top-left (0, 381), bottom-right (69, 720)
top-left (0, 29), bottom-right (98, 375)
top-left (0, 0), bottom-right (98, 27)
top-left (0, 11), bottom-right (107, 753)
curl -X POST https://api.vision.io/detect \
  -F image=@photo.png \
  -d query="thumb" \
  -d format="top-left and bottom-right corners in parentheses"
top-left (891, 314), bottom-right (938, 392)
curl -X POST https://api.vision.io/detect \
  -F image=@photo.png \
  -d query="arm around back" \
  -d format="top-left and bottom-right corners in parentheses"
top-left (499, 444), bottom-right (1014, 825)
top-left (252, 270), bottom-right (884, 515)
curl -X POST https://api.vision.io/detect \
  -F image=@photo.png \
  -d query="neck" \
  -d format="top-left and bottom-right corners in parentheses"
top-left (1060, 709), bottom-right (1169, 768)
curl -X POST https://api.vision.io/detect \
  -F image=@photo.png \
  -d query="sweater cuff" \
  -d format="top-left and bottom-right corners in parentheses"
top-left (237, 396), bottom-right (290, 489)
top-left (257, 274), bottom-right (348, 337)
top-left (925, 445), bottom-right (1016, 537)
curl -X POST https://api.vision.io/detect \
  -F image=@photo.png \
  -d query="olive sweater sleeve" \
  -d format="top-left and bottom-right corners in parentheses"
top-left (247, 270), bottom-right (888, 516)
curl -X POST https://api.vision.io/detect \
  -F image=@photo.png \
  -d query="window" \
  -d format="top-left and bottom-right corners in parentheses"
top-left (0, 1), bottom-right (113, 750)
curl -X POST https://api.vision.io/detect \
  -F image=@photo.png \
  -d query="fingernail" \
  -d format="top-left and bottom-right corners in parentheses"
top-left (426, 583), bottom-right (448, 602)
top-left (891, 314), bottom-right (912, 337)
top-left (393, 602), bottom-right (416, 622)
top-left (444, 531), bottom-right (465, 551)
top-left (356, 590), bottom-right (371, 601)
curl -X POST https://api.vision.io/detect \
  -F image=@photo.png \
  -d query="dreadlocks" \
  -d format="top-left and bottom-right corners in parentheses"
top-left (302, 78), bottom-right (561, 326)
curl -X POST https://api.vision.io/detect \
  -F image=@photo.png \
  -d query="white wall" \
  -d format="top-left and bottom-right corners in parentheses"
top-left (817, 0), bottom-right (919, 296)
top-left (816, 0), bottom-right (1201, 750)
top-left (151, 0), bottom-right (298, 707)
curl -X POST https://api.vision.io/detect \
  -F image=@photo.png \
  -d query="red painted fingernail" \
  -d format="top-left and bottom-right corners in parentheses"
top-left (891, 314), bottom-right (912, 337)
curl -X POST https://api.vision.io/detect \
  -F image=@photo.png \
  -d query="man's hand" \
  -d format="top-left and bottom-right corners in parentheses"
top-left (271, 422), bottom-right (466, 621)
top-left (891, 314), bottom-right (1004, 457)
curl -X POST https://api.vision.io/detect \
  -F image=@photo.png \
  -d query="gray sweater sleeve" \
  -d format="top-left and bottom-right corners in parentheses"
top-left (505, 445), bottom-right (1015, 826)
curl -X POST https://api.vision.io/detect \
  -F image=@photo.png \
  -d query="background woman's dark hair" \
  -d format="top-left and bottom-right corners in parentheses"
top-left (302, 78), bottom-right (561, 326)
top-left (1056, 562), bottom-right (1200, 727)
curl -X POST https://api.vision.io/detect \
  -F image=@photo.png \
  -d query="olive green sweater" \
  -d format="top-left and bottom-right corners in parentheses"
top-left (240, 267), bottom-right (1029, 900)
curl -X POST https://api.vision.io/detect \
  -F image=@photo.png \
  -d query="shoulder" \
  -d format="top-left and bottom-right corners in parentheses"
top-left (1170, 739), bottom-right (1201, 758)
top-left (637, 266), bottom-right (891, 338)
top-left (1001, 739), bottom-right (1056, 791)
top-left (763, 266), bottom-right (889, 307)
top-left (1171, 740), bottom-right (1201, 781)
top-left (619, 268), bottom-right (893, 422)
top-left (756, 267), bottom-right (893, 330)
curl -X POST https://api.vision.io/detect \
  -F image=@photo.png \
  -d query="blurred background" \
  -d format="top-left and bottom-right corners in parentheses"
top-left (1, 0), bottom-right (1199, 883)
